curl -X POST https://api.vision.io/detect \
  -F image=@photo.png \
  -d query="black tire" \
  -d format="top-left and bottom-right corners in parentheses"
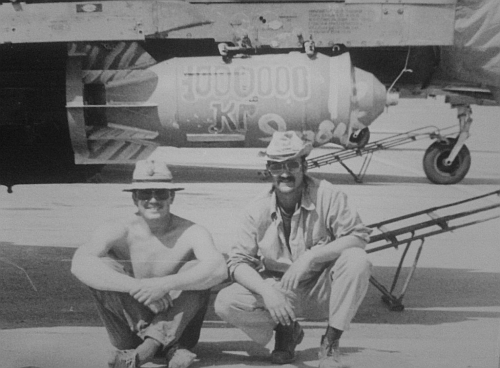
top-left (349, 127), bottom-right (370, 148)
top-left (423, 138), bottom-right (471, 184)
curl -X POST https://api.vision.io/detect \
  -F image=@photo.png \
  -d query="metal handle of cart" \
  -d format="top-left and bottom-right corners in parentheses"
top-left (365, 189), bottom-right (500, 311)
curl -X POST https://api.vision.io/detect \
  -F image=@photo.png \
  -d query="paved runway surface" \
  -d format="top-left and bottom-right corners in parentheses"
top-left (1, 99), bottom-right (500, 368)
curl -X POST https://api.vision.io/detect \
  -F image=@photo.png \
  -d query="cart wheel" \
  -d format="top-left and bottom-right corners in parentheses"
top-left (381, 295), bottom-right (405, 311)
top-left (423, 138), bottom-right (471, 185)
top-left (349, 128), bottom-right (370, 148)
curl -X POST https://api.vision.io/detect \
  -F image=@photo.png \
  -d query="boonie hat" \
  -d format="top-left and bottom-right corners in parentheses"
top-left (265, 131), bottom-right (313, 162)
top-left (123, 159), bottom-right (184, 192)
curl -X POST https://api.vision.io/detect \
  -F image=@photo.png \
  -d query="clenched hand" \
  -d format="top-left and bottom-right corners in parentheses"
top-left (130, 277), bottom-right (171, 305)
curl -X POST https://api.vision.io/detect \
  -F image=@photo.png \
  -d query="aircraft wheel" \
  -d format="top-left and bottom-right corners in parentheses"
top-left (423, 138), bottom-right (471, 184)
top-left (349, 127), bottom-right (370, 148)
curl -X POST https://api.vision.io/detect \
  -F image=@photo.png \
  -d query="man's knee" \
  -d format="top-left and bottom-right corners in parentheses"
top-left (337, 247), bottom-right (372, 278)
top-left (214, 283), bottom-right (248, 320)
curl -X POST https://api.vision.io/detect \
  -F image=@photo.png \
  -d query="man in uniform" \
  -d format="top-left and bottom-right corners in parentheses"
top-left (71, 159), bottom-right (228, 368)
top-left (214, 131), bottom-right (372, 368)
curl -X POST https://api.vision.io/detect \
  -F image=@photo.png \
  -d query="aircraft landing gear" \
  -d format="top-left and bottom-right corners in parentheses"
top-left (423, 104), bottom-right (473, 185)
top-left (423, 138), bottom-right (471, 184)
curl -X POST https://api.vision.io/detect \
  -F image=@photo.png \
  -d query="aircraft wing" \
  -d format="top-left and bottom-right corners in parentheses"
top-left (2, 0), bottom-right (500, 191)
top-left (418, 82), bottom-right (498, 106)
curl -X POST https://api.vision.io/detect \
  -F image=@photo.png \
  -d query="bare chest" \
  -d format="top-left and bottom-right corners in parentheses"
top-left (128, 231), bottom-right (193, 278)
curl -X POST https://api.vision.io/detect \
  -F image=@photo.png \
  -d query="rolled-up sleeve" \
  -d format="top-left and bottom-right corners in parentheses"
top-left (227, 210), bottom-right (263, 280)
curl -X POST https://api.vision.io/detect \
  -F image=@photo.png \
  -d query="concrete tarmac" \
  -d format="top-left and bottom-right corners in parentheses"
top-left (1, 99), bottom-right (500, 368)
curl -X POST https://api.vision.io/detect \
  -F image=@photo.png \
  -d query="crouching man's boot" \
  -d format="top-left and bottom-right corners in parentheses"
top-left (271, 321), bottom-right (304, 364)
top-left (318, 335), bottom-right (342, 368)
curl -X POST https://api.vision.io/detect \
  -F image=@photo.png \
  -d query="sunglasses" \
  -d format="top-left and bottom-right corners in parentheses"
top-left (267, 160), bottom-right (302, 176)
top-left (135, 189), bottom-right (171, 201)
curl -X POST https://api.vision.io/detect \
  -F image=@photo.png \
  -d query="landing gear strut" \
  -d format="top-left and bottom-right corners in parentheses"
top-left (423, 105), bottom-right (472, 184)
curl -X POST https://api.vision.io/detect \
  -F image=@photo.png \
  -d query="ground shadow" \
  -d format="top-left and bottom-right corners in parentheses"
top-left (193, 340), bottom-right (270, 366)
top-left (1, 244), bottom-right (499, 329)
top-left (0, 243), bottom-right (100, 328)
top-left (194, 340), bottom-right (366, 368)
top-left (193, 340), bottom-right (393, 368)
top-left (354, 266), bottom-right (500, 325)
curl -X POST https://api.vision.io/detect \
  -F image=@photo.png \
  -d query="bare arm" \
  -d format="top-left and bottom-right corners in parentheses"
top-left (163, 224), bottom-right (228, 290)
top-left (130, 225), bottom-right (228, 305)
top-left (71, 222), bottom-right (139, 293)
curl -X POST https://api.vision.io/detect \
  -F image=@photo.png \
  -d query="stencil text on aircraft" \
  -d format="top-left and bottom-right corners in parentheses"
top-left (182, 64), bottom-right (311, 102)
top-left (309, 8), bottom-right (372, 34)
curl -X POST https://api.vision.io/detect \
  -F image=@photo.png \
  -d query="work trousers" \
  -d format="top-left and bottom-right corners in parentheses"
top-left (214, 247), bottom-right (371, 346)
top-left (89, 259), bottom-right (210, 351)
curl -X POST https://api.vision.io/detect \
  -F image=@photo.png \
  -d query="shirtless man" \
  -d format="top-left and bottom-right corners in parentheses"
top-left (71, 159), bottom-right (228, 368)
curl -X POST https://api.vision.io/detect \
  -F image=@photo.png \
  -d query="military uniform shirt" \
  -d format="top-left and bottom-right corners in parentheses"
top-left (227, 176), bottom-right (372, 279)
